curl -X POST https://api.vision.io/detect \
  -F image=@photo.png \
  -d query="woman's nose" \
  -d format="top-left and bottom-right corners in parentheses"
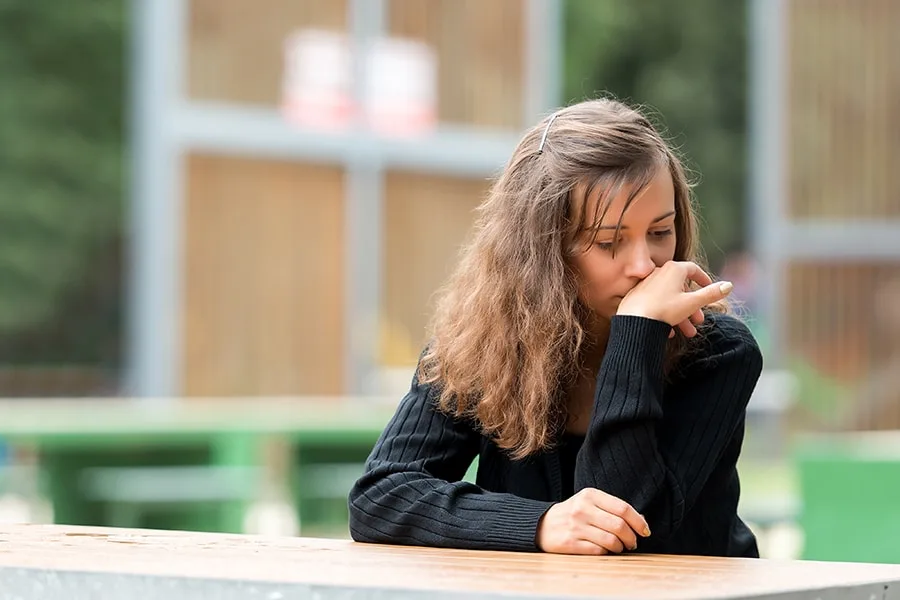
top-left (624, 241), bottom-right (655, 280)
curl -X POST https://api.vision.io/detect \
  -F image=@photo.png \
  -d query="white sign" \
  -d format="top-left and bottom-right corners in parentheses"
top-left (364, 37), bottom-right (437, 137)
top-left (281, 29), bottom-right (353, 130)
top-left (281, 30), bottom-right (437, 136)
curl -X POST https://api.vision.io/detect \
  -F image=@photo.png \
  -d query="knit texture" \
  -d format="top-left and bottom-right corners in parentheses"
top-left (349, 313), bottom-right (763, 556)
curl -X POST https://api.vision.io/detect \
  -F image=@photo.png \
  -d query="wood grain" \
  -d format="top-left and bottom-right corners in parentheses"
top-left (182, 155), bottom-right (345, 397)
top-left (1, 524), bottom-right (899, 599)
top-left (382, 171), bottom-right (487, 365)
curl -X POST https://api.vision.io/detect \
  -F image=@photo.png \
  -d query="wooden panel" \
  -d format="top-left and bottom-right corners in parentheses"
top-left (188, 0), bottom-right (348, 106)
top-left (4, 524), bottom-right (900, 599)
top-left (786, 262), bottom-right (900, 430)
top-left (382, 172), bottom-right (487, 365)
top-left (788, 0), bottom-right (900, 218)
top-left (388, 0), bottom-right (525, 130)
top-left (182, 155), bottom-right (344, 396)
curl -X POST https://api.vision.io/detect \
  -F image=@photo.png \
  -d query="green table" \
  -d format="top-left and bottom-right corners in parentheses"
top-left (795, 430), bottom-right (900, 563)
top-left (0, 398), bottom-right (395, 535)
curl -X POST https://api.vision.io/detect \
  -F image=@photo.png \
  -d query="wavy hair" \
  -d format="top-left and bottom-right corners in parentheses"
top-left (418, 98), bottom-right (724, 459)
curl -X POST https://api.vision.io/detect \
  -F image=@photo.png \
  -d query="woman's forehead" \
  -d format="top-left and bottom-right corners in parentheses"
top-left (573, 168), bottom-right (675, 228)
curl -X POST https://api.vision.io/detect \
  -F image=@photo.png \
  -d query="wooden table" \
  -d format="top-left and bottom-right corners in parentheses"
top-left (1, 524), bottom-right (899, 600)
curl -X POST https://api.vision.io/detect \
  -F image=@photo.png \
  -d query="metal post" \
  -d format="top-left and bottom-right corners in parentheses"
top-left (126, 0), bottom-right (187, 400)
top-left (344, 0), bottom-right (387, 394)
top-left (524, 0), bottom-right (564, 125)
top-left (748, 0), bottom-right (788, 367)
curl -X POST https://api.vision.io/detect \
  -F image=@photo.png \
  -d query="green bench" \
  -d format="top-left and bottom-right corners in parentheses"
top-left (0, 398), bottom-right (394, 536)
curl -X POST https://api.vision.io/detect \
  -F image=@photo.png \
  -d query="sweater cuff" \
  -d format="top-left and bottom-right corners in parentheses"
top-left (604, 315), bottom-right (670, 376)
top-left (484, 497), bottom-right (555, 552)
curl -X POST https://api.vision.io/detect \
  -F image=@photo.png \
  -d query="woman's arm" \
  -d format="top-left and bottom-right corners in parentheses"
top-left (348, 374), bottom-right (554, 551)
top-left (575, 313), bottom-right (763, 538)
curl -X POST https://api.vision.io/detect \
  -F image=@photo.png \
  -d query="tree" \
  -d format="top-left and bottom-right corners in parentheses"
top-left (564, 0), bottom-right (748, 268)
top-left (0, 0), bottom-right (126, 365)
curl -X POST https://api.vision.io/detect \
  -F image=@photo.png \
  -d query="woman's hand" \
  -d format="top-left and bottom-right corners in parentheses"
top-left (536, 488), bottom-right (651, 555)
top-left (617, 261), bottom-right (733, 337)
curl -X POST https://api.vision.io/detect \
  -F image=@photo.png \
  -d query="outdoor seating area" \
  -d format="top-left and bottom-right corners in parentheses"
top-left (2, 0), bottom-right (899, 597)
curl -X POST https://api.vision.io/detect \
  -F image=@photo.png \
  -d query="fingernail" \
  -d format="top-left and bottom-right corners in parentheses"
top-left (719, 281), bottom-right (734, 295)
top-left (643, 526), bottom-right (651, 537)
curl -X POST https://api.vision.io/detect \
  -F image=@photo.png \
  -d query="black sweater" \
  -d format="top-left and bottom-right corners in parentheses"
top-left (348, 313), bottom-right (763, 557)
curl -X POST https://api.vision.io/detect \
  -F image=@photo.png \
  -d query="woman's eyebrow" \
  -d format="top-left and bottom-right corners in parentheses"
top-left (595, 210), bottom-right (677, 230)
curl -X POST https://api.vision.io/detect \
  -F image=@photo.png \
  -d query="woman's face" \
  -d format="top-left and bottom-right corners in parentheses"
top-left (569, 168), bottom-right (678, 320)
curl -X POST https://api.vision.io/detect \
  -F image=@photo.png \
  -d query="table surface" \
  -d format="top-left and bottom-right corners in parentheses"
top-left (1, 524), bottom-right (899, 600)
top-left (0, 397), bottom-right (396, 445)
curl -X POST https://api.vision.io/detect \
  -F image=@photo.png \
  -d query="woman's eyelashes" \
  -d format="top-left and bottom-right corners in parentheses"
top-left (594, 229), bottom-right (673, 252)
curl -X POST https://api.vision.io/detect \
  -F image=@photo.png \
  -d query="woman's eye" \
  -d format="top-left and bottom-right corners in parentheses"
top-left (596, 230), bottom-right (671, 251)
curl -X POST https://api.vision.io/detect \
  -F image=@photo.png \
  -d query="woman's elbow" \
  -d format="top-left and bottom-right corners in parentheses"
top-left (347, 480), bottom-right (387, 544)
top-left (348, 520), bottom-right (375, 543)
top-left (347, 500), bottom-right (376, 543)
top-left (347, 503), bottom-right (396, 545)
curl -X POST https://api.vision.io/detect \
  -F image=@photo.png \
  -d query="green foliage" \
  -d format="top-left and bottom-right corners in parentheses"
top-left (0, 0), bottom-right (126, 363)
top-left (563, 0), bottom-right (748, 267)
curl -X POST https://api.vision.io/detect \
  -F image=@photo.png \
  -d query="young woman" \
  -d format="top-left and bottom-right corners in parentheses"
top-left (348, 98), bottom-right (763, 557)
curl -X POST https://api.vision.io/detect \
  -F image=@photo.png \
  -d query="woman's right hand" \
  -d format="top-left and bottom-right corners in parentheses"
top-left (535, 488), bottom-right (651, 555)
top-left (617, 261), bottom-right (733, 337)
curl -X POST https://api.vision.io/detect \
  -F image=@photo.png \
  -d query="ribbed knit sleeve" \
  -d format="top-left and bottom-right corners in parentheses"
top-left (348, 374), bottom-right (554, 551)
top-left (575, 313), bottom-right (763, 539)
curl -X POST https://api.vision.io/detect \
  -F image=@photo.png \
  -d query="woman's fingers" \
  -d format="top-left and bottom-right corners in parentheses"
top-left (579, 527), bottom-right (626, 554)
top-left (587, 489), bottom-right (651, 537)
top-left (682, 261), bottom-right (714, 288)
top-left (675, 318), bottom-right (698, 338)
top-left (685, 281), bottom-right (733, 311)
top-left (590, 511), bottom-right (639, 551)
top-left (672, 277), bottom-right (733, 322)
top-left (672, 308), bottom-right (705, 339)
top-left (569, 540), bottom-right (610, 555)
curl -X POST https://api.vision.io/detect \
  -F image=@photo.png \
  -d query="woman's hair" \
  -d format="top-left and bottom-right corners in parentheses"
top-left (417, 97), bottom-right (724, 459)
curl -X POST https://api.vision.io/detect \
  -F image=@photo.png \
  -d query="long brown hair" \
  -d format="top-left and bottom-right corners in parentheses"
top-left (418, 98), bottom-right (723, 459)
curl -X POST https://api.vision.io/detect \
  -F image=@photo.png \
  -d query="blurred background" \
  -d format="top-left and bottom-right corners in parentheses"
top-left (0, 0), bottom-right (898, 563)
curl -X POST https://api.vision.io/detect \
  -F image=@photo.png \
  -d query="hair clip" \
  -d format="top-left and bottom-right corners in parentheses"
top-left (537, 113), bottom-right (558, 154)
